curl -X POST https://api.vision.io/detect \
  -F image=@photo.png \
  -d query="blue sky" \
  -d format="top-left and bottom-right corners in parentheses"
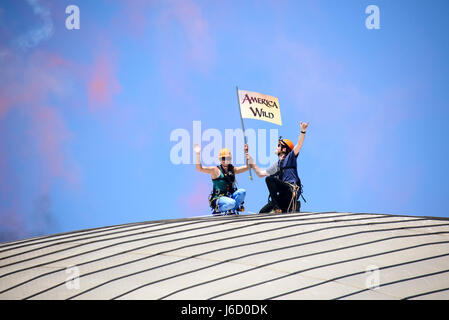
top-left (0, 0), bottom-right (448, 242)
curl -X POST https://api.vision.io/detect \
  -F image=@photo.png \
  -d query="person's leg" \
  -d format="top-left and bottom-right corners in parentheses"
top-left (259, 202), bottom-right (275, 213)
top-left (278, 184), bottom-right (294, 212)
top-left (265, 176), bottom-right (285, 209)
top-left (265, 177), bottom-right (295, 212)
top-left (232, 189), bottom-right (246, 211)
top-left (216, 196), bottom-right (236, 213)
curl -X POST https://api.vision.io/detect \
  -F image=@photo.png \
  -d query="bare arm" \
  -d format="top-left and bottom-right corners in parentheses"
top-left (293, 121), bottom-right (310, 156)
top-left (194, 144), bottom-right (218, 175)
top-left (234, 164), bottom-right (249, 174)
top-left (247, 154), bottom-right (269, 177)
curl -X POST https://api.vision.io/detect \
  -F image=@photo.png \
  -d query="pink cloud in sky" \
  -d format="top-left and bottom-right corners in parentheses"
top-left (117, 0), bottom-right (156, 37)
top-left (119, 0), bottom-right (215, 72)
top-left (168, 0), bottom-right (215, 72)
top-left (154, 0), bottom-right (216, 125)
top-left (83, 35), bottom-right (155, 149)
top-left (0, 136), bottom-right (29, 241)
top-left (271, 35), bottom-right (359, 124)
top-left (0, 205), bottom-right (26, 243)
top-left (177, 177), bottom-right (211, 217)
top-left (0, 51), bottom-right (74, 116)
top-left (105, 0), bottom-right (216, 129)
top-left (28, 104), bottom-right (80, 192)
top-left (87, 52), bottom-right (122, 112)
top-left (0, 143), bottom-right (19, 216)
top-left (0, 93), bottom-right (12, 118)
top-left (0, 50), bottom-right (81, 240)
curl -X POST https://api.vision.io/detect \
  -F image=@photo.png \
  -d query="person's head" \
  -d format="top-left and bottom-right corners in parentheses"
top-left (276, 137), bottom-right (294, 156)
top-left (218, 148), bottom-right (232, 167)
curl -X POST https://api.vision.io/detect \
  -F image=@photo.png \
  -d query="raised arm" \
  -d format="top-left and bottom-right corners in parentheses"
top-left (194, 144), bottom-right (218, 175)
top-left (293, 121), bottom-right (310, 156)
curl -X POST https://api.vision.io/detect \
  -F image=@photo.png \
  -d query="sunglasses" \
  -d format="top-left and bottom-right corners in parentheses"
top-left (278, 136), bottom-right (284, 148)
top-left (221, 157), bottom-right (232, 161)
top-left (278, 143), bottom-right (287, 148)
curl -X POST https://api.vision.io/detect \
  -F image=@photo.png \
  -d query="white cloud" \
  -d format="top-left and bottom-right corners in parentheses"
top-left (16, 0), bottom-right (54, 50)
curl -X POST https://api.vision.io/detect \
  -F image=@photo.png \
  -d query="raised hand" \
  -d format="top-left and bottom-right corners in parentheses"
top-left (246, 152), bottom-right (255, 164)
top-left (300, 121), bottom-right (310, 132)
top-left (193, 143), bottom-right (201, 154)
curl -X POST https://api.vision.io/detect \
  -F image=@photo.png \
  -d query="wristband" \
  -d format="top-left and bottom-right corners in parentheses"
top-left (301, 131), bottom-right (306, 134)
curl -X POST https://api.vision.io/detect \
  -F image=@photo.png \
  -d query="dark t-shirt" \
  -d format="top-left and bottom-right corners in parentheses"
top-left (280, 151), bottom-right (300, 184)
top-left (266, 152), bottom-right (300, 184)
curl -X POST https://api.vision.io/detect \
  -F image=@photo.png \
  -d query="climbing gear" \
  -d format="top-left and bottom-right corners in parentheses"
top-left (262, 178), bottom-right (306, 214)
top-left (208, 164), bottom-right (237, 210)
top-left (211, 164), bottom-right (235, 192)
top-left (285, 182), bottom-right (305, 213)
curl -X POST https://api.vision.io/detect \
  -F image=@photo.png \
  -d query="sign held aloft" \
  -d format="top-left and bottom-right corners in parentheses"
top-left (237, 89), bottom-right (282, 126)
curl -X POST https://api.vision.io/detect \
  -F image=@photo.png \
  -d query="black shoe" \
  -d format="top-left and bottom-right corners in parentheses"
top-left (259, 201), bottom-right (275, 214)
top-left (236, 201), bottom-right (245, 212)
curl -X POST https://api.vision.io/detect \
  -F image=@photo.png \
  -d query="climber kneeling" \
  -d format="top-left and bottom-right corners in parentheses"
top-left (248, 121), bottom-right (309, 213)
top-left (194, 143), bottom-right (250, 215)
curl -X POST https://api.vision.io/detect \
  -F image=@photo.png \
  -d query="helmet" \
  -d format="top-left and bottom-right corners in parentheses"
top-left (279, 137), bottom-right (294, 152)
top-left (218, 148), bottom-right (232, 159)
